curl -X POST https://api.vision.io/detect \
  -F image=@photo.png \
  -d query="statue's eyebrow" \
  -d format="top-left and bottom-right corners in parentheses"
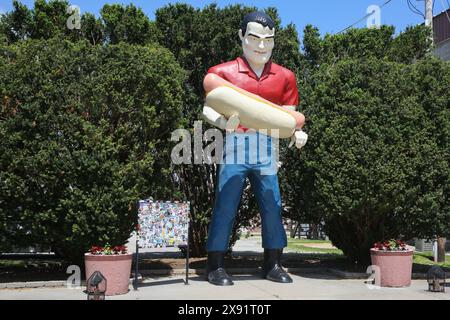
top-left (247, 33), bottom-right (274, 39)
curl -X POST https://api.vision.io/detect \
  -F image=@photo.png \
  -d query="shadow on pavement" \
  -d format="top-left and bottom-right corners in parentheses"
top-left (135, 278), bottom-right (186, 287)
top-left (290, 272), bottom-right (350, 280)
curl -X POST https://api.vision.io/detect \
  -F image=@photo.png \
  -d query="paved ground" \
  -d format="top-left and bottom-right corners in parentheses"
top-left (0, 274), bottom-right (448, 300)
top-left (127, 234), bottom-right (267, 256)
top-left (1, 236), bottom-right (448, 300)
top-left (231, 236), bottom-right (265, 254)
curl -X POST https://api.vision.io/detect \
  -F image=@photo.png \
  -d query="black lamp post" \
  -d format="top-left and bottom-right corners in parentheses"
top-left (87, 271), bottom-right (107, 300)
top-left (427, 266), bottom-right (446, 293)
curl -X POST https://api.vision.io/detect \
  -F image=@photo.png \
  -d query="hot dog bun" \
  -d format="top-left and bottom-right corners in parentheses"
top-left (204, 73), bottom-right (304, 139)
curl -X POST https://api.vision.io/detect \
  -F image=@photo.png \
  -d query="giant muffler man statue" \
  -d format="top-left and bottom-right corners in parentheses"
top-left (202, 12), bottom-right (308, 286)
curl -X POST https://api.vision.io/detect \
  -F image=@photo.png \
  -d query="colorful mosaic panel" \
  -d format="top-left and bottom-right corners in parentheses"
top-left (137, 200), bottom-right (190, 248)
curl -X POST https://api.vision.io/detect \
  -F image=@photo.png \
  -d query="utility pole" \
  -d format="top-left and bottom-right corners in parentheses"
top-left (437, 237), bottom-right (446, 263)
top-left (424, 0), bottom-right (445, 263)
top-left (425, 0), bottom-right (434, 45)
top-left (427, 5), bottom-right (444, 258)
top-left (424, 1), bottom-right (444, 263)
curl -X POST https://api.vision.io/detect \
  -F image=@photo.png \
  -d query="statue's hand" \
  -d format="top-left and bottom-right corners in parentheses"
top-left (225, 114), bottom-right (240, 133)
top-left (203, 105), bottom-right (240, 132)
top-left (289, 130), bottom-right (308, 150)
top-left (203, 105), bottom-right (227, 130)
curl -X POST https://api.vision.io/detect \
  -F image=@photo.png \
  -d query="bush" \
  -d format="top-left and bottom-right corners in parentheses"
top-left (290, 56), bottom-right (449, 264)
top-left (0, 37), bottom-right (185, 261)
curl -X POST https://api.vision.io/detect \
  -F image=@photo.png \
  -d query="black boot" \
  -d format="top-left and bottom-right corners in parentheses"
top-left (262, 249), bottom-right (293, 283)
top-left (206, 252), bottom-right (234, 286)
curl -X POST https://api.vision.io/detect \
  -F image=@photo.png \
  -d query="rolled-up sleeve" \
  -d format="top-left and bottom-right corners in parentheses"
top-left (207, 65), bottom-right (223, 77)
top-left (283, 70), bottom-right (299, 108)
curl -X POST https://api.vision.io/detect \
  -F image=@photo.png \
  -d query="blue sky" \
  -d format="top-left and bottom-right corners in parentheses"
top-left (1, 0), bottom-right (449, 38)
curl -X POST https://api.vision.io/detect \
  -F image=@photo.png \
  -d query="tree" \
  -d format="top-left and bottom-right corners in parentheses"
top-left (285, 56), bottom-right (449, 264)
top-left (0, 1), bottom-right (158, 46)
top-left (31, 0), bottom-right (69, 39)
top-left (0, 0), bottom-right (33, 43)
top-left (100, 4), bottom-right (160, 45)
top-left (79, 13), bottom-right (104, 46)
top-left (0, 37), bottom-right (185, 261)
top-left (281, 24), bottom-right (448, 264)
top-left (400, 58), bottom-right (450, 241)
top-left (299, 24), bottom-right (432, 68)
top-left (390, 25), bottom-right (433, 63)
top-left (0, 0), bottom-right (83, 43)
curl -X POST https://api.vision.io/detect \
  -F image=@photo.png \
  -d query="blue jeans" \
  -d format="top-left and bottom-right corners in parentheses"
top-left (206, 132), bottom-right (287, 252)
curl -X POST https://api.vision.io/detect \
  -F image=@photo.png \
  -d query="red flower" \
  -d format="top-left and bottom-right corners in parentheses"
top-left (112, 245), bottom-right (128, 254)
top-left (89, 246), bottom-right (104, 255)
top-left (373, 239), bottom-right (408, 251)
top-left (89, 245), bottom-right (127, 255)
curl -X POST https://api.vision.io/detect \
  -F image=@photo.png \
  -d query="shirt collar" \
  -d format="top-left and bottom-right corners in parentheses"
top-left (237, 56), bottom-right (277, 79)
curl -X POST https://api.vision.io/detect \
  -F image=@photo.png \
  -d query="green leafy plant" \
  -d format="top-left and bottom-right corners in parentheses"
top-left (283, 26), bottom-right (449, 264)
top-left (0, 37), bottom-right (185, 262)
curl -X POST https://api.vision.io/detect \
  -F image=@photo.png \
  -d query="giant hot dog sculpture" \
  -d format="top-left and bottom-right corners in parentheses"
top-left (204, 73), bottom-right (304, 139)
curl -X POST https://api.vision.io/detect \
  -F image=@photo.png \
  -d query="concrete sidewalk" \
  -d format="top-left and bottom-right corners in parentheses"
top-left (1, 236), bottom-right (448, 300)
top-left (0, 274), bottom-right (448, 300)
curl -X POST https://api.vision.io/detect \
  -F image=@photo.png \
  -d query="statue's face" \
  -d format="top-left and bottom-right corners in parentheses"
top-left (239, 22), bottom-right (275, 66)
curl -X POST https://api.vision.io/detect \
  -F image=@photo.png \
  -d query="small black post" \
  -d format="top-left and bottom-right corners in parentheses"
top-left (134, 235), bottom-right (139, 291)
top-left (185, 225), bottom-right (190, 285)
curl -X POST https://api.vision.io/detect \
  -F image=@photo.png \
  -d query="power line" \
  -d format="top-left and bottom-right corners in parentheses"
top-left (336, 14), bottom-right (374, 34)
top-left (409, 0), bottom-right (425, 16)
top-left (407, 0), bottom-right (425, 18)
top-left (336, 0), bottom-right (394, 34)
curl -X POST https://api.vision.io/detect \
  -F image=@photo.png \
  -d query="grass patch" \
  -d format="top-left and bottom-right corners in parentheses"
top-left (0, 260), bottom-right (27, 268)
top-left (287, 238), bottom-right (344, 255)
top-left (413, 252), bottom-right (450, 269)
top-left (0, 257), bottom-right (70, 283)
top-left (241, 235), bottom-right (343, 255)
top-left (289, 239), bottom-right (333, 244)
top-left (0, 259), bottom-right (65, 270)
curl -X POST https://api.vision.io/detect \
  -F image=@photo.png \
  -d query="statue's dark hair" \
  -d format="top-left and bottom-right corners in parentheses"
top-left (241, 11), bottom-right (275, 35)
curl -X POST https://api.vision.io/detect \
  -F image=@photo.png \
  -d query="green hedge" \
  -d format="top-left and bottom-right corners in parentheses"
top-left (0, 37), bottom-right (185, 261)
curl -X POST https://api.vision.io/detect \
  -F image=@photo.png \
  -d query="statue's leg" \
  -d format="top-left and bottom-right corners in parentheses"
top-left (248, 172), bottom-right (286, 250)
top-left (249, 161), bottom-right (292, 283)
top-left (206, 163), bottom-right (248, 286)
top-left (207, 163), bottom-right (248, 252)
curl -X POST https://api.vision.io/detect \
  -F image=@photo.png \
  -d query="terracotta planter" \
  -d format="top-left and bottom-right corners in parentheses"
top-left (370, 248), bottom-right (413, 287)
top-left (85, 253), bottom-right (133, 296)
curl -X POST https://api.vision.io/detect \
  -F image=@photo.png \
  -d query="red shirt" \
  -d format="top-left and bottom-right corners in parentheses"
top-left (207, 56), bottom-right (299, 132)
